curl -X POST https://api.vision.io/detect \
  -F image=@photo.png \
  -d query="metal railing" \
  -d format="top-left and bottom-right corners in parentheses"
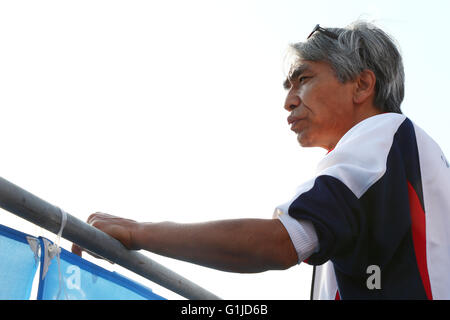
top-left (0, 176), bottom-right (221, 300)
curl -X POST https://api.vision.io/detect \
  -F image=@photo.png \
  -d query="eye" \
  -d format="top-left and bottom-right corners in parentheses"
top-left (298, 76), bottom-right (310, 83)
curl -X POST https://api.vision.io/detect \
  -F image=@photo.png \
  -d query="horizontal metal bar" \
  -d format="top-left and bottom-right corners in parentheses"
top-left (0, 176), bottom-right (221, 300)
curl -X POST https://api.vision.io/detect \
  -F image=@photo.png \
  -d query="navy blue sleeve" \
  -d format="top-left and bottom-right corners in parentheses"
top-left (288, 175), bottom-right (364, 268)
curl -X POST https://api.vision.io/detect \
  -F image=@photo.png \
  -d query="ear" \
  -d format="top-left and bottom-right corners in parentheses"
top-left (353, 69), bottom-right (376, 105)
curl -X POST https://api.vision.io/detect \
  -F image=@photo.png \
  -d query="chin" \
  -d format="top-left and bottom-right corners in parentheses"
top-left (297, 133), bottom-right (312, 147)
top-left (296, 132), bottom-right (320, 149)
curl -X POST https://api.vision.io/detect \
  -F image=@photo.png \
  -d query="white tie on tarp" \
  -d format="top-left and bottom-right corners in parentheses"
top-left (41, 207), bottom-right (68, 299)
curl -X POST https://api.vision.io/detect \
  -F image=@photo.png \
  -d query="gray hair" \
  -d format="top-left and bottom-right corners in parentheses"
top-left (285, 21), bottom-right (405, 114)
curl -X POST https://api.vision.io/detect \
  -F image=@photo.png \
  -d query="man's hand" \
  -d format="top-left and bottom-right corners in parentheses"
top-left (71, 212), bottom-right (141, 257)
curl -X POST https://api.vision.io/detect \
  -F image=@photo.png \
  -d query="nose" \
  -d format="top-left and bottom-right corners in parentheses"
top-left (284, 90), bottom-right (301, 112)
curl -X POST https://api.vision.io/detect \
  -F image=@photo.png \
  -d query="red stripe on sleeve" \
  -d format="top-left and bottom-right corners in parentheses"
top-left (335, 290), bottom-right (340, 300)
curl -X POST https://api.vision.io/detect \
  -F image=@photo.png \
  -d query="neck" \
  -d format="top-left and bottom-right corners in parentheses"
top-left (324, 104), bottom-right (382, 151)
top-left (354, 104), bottom-right (383, 124)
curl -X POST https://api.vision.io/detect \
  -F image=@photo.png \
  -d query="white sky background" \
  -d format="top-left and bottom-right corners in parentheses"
top-left (0, 0), bottom-right (449, 300)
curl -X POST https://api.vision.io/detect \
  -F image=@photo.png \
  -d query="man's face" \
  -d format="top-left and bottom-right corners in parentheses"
top-left (284, 60), bottom-right (357, 150)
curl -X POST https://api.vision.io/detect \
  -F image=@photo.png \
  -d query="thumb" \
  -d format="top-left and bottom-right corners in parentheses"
top-left (71, 243), bottom-right (83, 257)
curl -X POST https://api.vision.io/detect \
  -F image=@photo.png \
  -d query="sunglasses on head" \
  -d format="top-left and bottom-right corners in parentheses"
top-left (307, 24), bottom-right (339, 40)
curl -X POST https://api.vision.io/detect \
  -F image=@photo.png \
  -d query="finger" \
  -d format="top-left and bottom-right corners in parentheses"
top-left (87, 212), bottom-right (103, 225)
top-left (71, 243), bottom-right (83, 257)
top-left (87, 212), bottom-right (117, 226)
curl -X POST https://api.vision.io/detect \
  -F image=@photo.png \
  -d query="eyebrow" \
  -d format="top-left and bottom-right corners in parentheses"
top-left (283, 64), bottom-right (311, 90)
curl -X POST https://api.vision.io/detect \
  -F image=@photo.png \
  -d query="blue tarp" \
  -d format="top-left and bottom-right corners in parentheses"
top-left (0, 223), bottom-right (165, 300)
top-left (37, 237), bottom-right (165, 300)
top-left (0, 224), bottom-right (39, 299)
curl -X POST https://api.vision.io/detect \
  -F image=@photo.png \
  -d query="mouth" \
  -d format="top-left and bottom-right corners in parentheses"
top-left (287, 116), bottom-right (304, 132)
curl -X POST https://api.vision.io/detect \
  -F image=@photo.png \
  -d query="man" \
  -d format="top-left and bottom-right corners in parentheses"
top-left (72, 21), bottom-right (450, 299)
